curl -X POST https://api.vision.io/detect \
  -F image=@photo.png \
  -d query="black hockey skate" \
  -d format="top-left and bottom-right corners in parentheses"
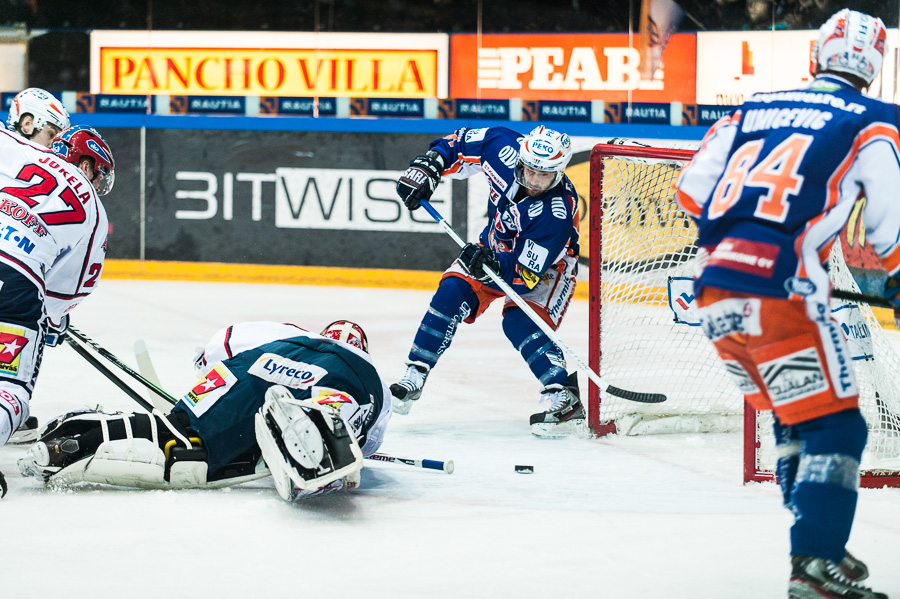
top-left (789, 554), bottom-right (887, 599)
top-left (530, 372), bottom-right (586, 439)
top-left (390, 361), bottom-right (430, 415)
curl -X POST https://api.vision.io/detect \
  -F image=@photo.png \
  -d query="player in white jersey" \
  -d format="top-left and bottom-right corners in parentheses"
top-left (675, 9), bottom-right (892, 599)
top-left (18, 320), bottom-right (392, 502)
top-left (0, 124), bottom-right (114, 498)
top-left (6, 88), bottom-right (70, 148)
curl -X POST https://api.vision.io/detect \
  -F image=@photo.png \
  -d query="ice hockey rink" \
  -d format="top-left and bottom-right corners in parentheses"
top-left (1, 278), bottom-right (898, 598)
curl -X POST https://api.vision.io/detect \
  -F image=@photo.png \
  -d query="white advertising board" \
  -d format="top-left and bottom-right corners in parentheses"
top-left (697, 29), bottom-right (900, 105)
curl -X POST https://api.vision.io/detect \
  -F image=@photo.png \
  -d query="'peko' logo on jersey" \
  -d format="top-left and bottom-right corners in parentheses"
top-left (248, 353), bottom-right (328, 389)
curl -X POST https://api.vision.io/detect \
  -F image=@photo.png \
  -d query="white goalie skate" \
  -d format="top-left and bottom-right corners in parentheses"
top-left (255, 385), bottom-right (363, 501)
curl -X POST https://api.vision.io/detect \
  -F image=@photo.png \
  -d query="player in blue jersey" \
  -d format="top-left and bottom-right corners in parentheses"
top-left (675, 9), bottom-right (896, 599)
top-left (391, 125), bottom-right (583, 438)
top-left (18, 320), bottom-right (392, 501)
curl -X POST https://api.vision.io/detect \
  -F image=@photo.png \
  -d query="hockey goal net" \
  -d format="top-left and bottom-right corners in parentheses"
top-left (588, 142), bottom-right (900, 487)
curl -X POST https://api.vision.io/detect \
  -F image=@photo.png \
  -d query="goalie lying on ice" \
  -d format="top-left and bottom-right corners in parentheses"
top-left (18, 320), bottom-right (392, 501)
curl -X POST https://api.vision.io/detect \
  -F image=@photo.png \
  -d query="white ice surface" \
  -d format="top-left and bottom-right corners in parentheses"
top-left (1, 280), bottom-right (898, 598)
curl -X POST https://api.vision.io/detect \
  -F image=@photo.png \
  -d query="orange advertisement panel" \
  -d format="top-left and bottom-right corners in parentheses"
top-left (450, 33), bottom-right (695, 103)
top-left (99, 48), bottom-right (439, 97)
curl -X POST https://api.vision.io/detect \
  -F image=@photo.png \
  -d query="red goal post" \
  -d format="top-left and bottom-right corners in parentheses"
top-left (586, 141), bottom-right (900, 488)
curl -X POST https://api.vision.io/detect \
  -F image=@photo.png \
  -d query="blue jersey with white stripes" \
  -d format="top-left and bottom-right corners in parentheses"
top-left (676, 75), bottom-right (900, 303)
top-left (428, 126), bottom-right (580, 288)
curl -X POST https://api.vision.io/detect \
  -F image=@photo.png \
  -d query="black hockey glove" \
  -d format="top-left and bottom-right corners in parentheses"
top-left (458, 243), bottom-right (501, 283)
top-left (883, 276), bottom-right (900, 329)
top-left (396, 151), bottom-right (444, 211)
top-left (45, 315), bottom-right (69, 348)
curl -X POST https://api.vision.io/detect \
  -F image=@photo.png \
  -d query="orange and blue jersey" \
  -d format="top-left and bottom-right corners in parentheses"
top-left (427, 126), bottom-right (580, 289)
top-left (675, 74), bottom-right (900, 303)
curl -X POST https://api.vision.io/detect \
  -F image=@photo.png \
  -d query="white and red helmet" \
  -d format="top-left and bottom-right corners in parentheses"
top-left (51, 125), bottom-right (116, 196)
top-left (321, 320), bottom-right (369, 353)
top-left (515, 125), bottom-right (573, 191)
top-left (811, 9), bottom-right (887, 87)
top-left (6, 88), bottom-right (70, 137)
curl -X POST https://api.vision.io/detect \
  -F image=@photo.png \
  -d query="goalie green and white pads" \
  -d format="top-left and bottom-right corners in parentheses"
top-left (255, 385), bottom-right (363, 501)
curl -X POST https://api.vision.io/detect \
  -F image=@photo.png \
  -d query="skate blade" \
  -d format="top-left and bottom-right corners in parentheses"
top-left (531, 419), bottom-right (589, 439)
top-left (391, 396), bottom-right (414, 416)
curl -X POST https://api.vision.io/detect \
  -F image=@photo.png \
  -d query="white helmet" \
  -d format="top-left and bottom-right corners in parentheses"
top-left (810, 9), bottom-right (887, 87)
top-left (6, 88), bottom-right (70, 137)
top-left (515, 126), bottom-right (573, 193)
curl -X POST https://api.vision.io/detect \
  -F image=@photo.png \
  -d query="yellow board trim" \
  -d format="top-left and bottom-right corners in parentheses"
top-left (102, 259), bottom-right (592, 299)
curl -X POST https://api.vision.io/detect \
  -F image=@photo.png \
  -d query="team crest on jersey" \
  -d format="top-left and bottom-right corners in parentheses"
top-left (527, 201), bottom-right (543, 218)
top-left (0, 324), bottom-right (34, 378)
top-left (183, 363), bottom-right (236, 416)
top-left (498, 145), bottom-right (518, 168)
top-left (248, 353), bottom-right (328, 389)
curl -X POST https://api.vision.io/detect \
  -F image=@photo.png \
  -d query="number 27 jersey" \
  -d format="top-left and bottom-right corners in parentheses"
top-left (675, 75), bottom-right (900, 303)
top-left (0, 129), bottom-right (108, 325)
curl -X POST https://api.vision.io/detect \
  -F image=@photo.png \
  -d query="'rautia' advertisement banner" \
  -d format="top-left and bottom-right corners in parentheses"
top-left (450, 33), bottom-right (696, 103)
top-left (90, 31), bottom-right (449, 98)
top-left (696, 29), bottom-right (900, 106)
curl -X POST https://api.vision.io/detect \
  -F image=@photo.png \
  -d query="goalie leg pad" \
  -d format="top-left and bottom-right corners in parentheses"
top-left (18, 409), bottom-right (217, 490)
top-left (256, 385), bottom-right (363, 501)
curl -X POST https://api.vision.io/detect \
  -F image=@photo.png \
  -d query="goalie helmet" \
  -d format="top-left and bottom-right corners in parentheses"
top-left (321, 320), bottom-right (369, 353)
top-left (51, 125), bottom-right (116, 196)
top-left (810, 9), bottom-right (886, 87)
top-left (6, 88), bottom-right (70, 138)
top-left (514, 126), bottom-right (573, 193)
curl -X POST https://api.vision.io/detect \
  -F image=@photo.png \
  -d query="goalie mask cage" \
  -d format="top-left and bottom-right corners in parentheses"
top-left (588, 142), bottom-right (900, 488)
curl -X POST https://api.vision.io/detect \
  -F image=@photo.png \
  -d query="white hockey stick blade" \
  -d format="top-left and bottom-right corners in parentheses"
top-left (134, 340), bottom-right (174, 414)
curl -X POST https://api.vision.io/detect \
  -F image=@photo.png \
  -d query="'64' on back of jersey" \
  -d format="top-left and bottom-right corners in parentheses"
top-left (676, 75), bottom-right (900, 305)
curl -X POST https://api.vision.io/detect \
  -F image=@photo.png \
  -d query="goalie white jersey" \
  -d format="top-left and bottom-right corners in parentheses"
top-left (0, 129), bottom-right (108, 326)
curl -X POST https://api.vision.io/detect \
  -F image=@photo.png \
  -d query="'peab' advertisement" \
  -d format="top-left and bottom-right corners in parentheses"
top-left (450, 33), bottom-right (696, 103)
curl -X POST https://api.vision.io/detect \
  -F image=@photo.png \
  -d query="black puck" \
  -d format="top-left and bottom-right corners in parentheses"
top-left (515, 465), bottom-right (534, 474)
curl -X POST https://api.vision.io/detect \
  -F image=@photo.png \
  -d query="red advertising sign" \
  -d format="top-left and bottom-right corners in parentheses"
top-left (450, 33), bottom-right (695, 102)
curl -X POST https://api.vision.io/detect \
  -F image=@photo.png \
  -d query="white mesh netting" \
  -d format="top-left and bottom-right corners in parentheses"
top-left (593, 148), bottom-right (900, 478)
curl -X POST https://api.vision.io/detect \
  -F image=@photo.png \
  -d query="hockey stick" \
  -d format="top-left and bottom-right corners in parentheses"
top-left (367, 452), bottom-right (454, 474)
top-left (133, 339), bottom-right (176, 413)
top-left (418, 199), bottom-right (667, 404)
top-left (68, 327), bottom-right (180, 408)
top-left (65, 335), bottom-right (157, 413)
top-left (832, 288), bottom-right (893, 310)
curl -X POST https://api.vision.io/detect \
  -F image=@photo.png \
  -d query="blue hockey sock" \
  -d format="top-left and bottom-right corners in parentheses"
top-left (787, 409), bottom-right (867, 562)
top-left (501, 308), bottom-right (568, 386)
top-left (407, 277), bottom-right (478, 368)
